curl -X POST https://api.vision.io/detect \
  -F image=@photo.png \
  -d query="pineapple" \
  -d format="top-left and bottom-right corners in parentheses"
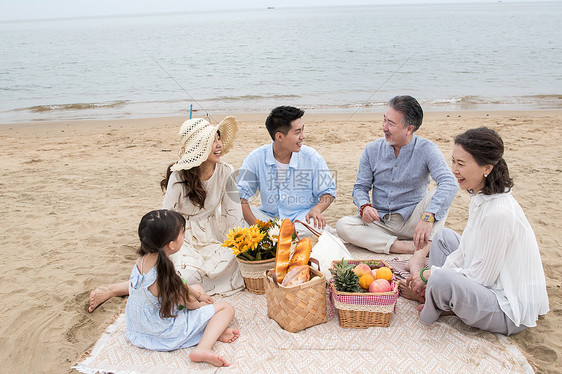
top-left (331, 259), bottom-right (361, 293)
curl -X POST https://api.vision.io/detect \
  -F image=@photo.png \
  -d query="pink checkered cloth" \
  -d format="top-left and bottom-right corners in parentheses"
top-left (329, 281), bottom-right (399, 317)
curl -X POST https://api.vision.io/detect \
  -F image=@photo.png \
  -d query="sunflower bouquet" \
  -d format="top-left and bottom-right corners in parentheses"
top-left (222, 219), bottom-right (281, 261)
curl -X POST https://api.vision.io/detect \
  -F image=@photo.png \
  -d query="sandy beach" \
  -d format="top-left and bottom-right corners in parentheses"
top-left (0, 110), bottom-right (560, 373)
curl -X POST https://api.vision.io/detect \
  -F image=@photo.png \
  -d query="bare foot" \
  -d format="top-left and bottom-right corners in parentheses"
top-left (399, 281), bottom-right (425, 303)
top-left (218, 328), bottom-right (240, 343)
top-left (88, 286), bottom-right (113, 313)
top-left (417, 304), bottom-right (454, 317)
top-left (189, 349), bottom-right (230, 367)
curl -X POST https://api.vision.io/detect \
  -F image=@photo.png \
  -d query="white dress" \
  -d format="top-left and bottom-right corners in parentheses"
top-left (162, 162), bottom-right (244, 296)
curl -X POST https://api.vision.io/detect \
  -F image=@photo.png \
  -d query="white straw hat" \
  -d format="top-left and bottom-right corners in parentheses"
top-left (170, 116), bottom-right (239, 171)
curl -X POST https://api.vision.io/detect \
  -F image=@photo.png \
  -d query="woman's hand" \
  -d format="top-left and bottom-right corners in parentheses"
top-left (406, 269), bottom-right (430, 297)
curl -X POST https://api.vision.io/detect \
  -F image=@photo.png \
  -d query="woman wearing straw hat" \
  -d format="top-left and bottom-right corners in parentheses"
top-left (88, 116), bottom-right (244, 312)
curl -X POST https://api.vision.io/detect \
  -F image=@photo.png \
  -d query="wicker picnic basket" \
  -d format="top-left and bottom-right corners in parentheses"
top-left (329, 259), bottom-right (399, 328)
top-left (264, 259), bottom-right (327, 333)
top-left (236, 257), bottom-right (275, 295)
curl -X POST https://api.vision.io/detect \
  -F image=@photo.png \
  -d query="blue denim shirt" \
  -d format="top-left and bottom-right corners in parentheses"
top-left (237, 143), bottom-right (336, 221)
top-left (353, 136), bottom-right (457, 221)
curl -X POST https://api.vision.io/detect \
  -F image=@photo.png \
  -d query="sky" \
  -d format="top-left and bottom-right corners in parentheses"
top-left (0, 0), bottom-right (549, 22)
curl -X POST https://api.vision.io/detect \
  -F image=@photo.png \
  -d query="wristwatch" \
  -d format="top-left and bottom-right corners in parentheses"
top-left (421, 213), bottom-right (435, 223)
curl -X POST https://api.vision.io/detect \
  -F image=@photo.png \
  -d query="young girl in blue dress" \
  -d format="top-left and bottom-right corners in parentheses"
top-left (125, 209), bottom-right (239, 367)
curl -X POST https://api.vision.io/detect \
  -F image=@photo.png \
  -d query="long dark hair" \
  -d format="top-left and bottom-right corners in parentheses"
top-left (137, 209), bottom-right (189, 318)
top-left (454, 127), bottom-right (513, 195)
top-left (160, 164), bottom-right (206, 209)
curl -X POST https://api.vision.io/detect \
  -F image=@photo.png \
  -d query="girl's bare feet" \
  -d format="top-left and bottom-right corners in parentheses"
top-left (88, 286), bottom-right (113, 313)
top-left (218, 328), bottom-right (239, 343)
top-left (189, 349), bottom-right (230, 367)
top-left (399, 281), bottom-right (425, 303)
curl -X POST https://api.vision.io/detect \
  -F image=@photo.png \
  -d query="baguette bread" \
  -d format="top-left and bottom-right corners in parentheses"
top-left (281, 265), bottom-right (310, 287)
top-left (287, 237), bottom-right (312, 272)
top-left (274, 218), bottom-right (293, 283)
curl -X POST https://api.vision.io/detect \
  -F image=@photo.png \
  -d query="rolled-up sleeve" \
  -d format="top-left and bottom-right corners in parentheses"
top-left (236, 154), bottom-right (259, 201)
top-left (425, 143), bottom-right (458, 221)
top-left (313, 154), bottom-right (336, 199)
top-left (352, 147), bottom-right (374, 209)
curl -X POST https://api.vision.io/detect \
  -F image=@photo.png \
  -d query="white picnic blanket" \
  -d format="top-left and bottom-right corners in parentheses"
top-left (74, 247), bottom-right (532, 374)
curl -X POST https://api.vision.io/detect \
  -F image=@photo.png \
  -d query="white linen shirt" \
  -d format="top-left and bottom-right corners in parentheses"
top-left (433, 191), bottom-right (549, 327)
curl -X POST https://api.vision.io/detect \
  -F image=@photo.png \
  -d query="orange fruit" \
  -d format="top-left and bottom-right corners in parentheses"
top-left (359, 273), bottom-right (375, 290)
top-left (375, 267), bottom-right (393, 282)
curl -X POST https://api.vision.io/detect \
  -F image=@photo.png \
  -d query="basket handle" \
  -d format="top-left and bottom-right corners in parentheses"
top-left (269, 258), bottom-right (321, 288)
top-left (293, 219), bottom-right (322, 237)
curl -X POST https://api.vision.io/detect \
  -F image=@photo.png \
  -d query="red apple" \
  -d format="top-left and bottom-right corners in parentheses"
top-left (353, 263), bottom-right (371, 278)
top-left (369, 278), bottom-right (391, 293)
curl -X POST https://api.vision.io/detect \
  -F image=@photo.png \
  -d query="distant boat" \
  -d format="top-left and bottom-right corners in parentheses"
top-left (268, 6), bottom-right (275, 9)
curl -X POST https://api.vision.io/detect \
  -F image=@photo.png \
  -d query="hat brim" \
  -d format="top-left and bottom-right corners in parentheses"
top-left (170, 116), bottom-right (239, 172)
top-left (216, 115), bottom-right (239, 156)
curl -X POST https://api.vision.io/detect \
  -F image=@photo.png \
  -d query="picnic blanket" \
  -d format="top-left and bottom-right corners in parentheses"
top-left (74, 247), bottom-right (532, 374)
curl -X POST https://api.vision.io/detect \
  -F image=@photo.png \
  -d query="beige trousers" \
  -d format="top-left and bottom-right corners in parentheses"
top-left (335, 190), bottom-right (447, 254)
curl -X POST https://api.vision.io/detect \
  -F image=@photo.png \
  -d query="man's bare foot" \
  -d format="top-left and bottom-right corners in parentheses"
top-left (218, 328), bottom-right (240, 343)
top-left (406, 246), bottom-right (429, 273)
top-left (189, 349), bottom-right (230, 367)
top-left (399, 281), bottom-right (425, 303)
top-left (88, 286), bottom-right (113, 313)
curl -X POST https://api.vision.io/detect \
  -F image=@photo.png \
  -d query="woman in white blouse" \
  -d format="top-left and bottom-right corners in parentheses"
top-left (407, 127), bottom-right (549, 335)
top-left (88, 117), bottom-right (245, 312)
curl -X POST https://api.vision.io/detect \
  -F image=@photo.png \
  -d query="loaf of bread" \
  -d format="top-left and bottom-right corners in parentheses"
top-left (274, 218), bottom-right (293, 283)
top-left (281, 265), bottom-right (310, 287)
top-left (287, 237), bottom-right (312, 272)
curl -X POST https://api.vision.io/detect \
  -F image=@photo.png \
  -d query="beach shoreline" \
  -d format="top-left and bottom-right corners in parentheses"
top-left (1, 110), bottom-right (560, 373)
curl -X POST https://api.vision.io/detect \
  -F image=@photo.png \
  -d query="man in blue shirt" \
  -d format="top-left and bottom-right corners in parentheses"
top-left (336, 95), bottom-right (457, 272)
top-left (237, 106), bottom-right (336, 233)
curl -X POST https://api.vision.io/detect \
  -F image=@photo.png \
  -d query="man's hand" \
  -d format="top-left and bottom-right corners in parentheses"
top-left (414, 219), bottom-right (433, 250)
top-left (361, 205), bottom-right (380, 223)
top-left (240, 198), bottom-right (257, 226)
top-left (306, 207), bottom-right (326, 229)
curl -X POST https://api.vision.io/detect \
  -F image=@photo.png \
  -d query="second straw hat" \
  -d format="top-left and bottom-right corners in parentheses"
top-left (170, 116), bottom-right (239, 171)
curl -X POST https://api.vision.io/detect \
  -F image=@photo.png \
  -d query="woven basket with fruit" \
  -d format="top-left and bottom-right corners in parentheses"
top-left (329, 259), bottom-right (399, 328)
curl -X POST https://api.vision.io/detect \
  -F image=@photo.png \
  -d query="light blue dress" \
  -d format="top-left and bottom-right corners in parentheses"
top-left (125, 258), bottom-right (216, 351)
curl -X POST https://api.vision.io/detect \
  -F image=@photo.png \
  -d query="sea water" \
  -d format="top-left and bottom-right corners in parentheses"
top-left (0, 1), bottom-right (561, 123)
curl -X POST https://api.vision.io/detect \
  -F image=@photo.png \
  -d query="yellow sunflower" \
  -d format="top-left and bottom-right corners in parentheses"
top-left (256, 219), bottom-right (273, 231)
top-left (247, 225), bottom-right (265, 250)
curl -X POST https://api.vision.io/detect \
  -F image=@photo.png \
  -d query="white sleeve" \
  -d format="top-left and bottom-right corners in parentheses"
top-left (162, 172), bottom-right (183, 211)
top-left (220, 166), bottom-right (244, 236)
top-left (441, 244), bottom-right (465, 269)
top-left (455, 211), bottom-right (511, 286)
